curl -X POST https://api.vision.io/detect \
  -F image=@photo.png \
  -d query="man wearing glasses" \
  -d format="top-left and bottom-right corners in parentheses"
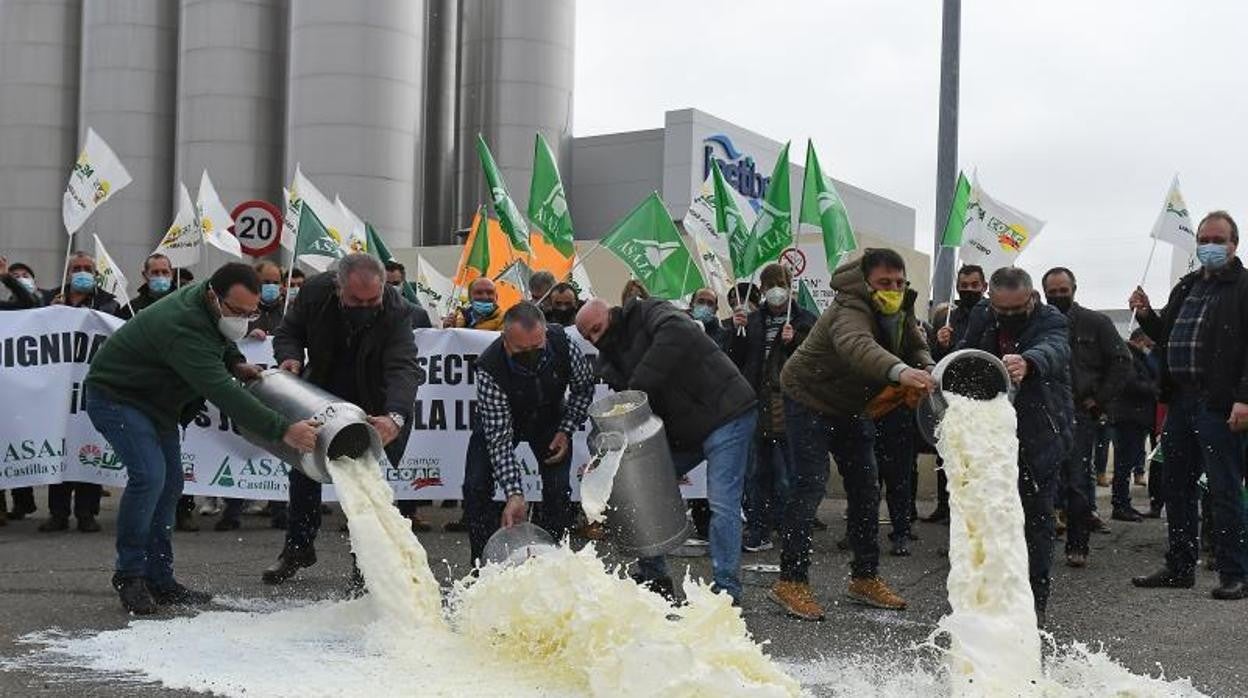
top-left (85, 263), bottom-right (321, 615)
top-left (958, 266), bottom-right (1074, 627)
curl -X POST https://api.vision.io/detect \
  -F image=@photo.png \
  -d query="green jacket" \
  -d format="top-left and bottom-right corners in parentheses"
top-left (781, 258), bottom-right (933, 418)
top-left (85, 282), bottom-right (290, 441)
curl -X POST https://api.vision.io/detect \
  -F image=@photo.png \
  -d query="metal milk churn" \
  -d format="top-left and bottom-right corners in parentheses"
top-left (916, 348), bottom-right (1015, 445)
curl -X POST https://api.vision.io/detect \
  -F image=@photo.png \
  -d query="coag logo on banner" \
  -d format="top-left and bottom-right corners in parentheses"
top-left (702, 133), bottom-right (770, 205)
top-left (78, 443), bottom-right (123, 471)
top-left (387, 456), bottom-right (444, 490)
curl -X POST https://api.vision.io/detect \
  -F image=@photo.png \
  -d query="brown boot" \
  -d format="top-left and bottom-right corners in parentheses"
top-left (768, 580), bottom-right (825, 621)
top-left (846, 576), bottom-right (907, 610)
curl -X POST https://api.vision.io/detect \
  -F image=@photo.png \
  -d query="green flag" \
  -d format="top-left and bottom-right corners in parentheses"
top-left (456, 205), bottom-right (491, 285)
top-left (366, 223), bottom-right (419, 304)
top-left (746, 141), bottom-right (793, 274)
top-left (293, 204), bottom-right (344, 272)
top-left (527, 133), bottom-right (575, 257)
top-left (711, 159), bottom-right (754, 280)
top-left (601, 193), bottom-right (705, 300)
top-left (799, 141), bottom-right (857, 269)
top-left (940, 171), bottom-right (972, 247)
top-left (797, 278), bottom-right (819, 315)
top-left (476, 134), bottom-right (531, 254)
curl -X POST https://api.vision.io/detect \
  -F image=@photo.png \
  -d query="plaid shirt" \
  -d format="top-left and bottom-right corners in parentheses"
top-left (475, 341), bottom-right (595, 497)
top-left (1165, 279), bottom-right (1213, 385)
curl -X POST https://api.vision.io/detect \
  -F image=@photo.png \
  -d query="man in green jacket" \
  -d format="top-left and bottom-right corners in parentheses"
top-left (770, 248), bottom-right (935, 621)
top-left (85, 263), bottom-right (320, 615)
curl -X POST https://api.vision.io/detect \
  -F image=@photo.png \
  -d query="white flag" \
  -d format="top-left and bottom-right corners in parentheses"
top-left (683, 175), bottom-right (753, 298)
top-left (288, 165), bottom-right (350, 255)
top-left (334, 196), bottom-right (371, 255)
top-left (415, 255), bottom-right (455, 314)
top-left (1149, 175), bottom-right (1196, 253)
top-left (197, 171), bottom-right (241, 258)
top-left (62, 128), bottom-right (133, 234)
top-left (959, 176), bottom-right (1046, 271)
top-left (152, 183), bottom-right (201, 268)
top-left (92, 233), bottom-right (129, 301)
top-left (281, 186), bottom-right (300, 251)
top-left (571, 263), bottom-right (595, 301)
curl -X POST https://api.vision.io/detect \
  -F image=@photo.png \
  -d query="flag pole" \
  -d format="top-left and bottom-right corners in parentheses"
top-left (944, 248), bottom-right (959, 328)
top-left (59, 233), bottom-right (75, 300)
top-left (678, 253), bottom-right (694, 308)
top-left (1126, 238), bottom-right (1160, 334)
top-left (533, 240), bottom-right (606, 308)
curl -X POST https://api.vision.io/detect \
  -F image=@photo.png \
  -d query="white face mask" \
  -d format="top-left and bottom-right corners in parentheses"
top-left (764, 287), bottom-right (790, 308)
top-left (217, 316), bottom-right (249, 341)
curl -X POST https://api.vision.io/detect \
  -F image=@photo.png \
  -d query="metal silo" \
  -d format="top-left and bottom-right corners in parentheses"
top-left (419, 0), bottom-right (457, 246)
top-left (456, 0), bottom-right (574, 234)
top-left (285, 0), bottom-right (424, 247)
top-left (0, 0), bottom-right (82, 284)
top-left (174, 0), bottom-right (287, 274)
top-left (78, 0), bottom-right (179, 278)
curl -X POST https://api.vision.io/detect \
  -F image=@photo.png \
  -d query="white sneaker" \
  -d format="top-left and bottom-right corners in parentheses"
top-left (198, 498), bottom-right (221, 516)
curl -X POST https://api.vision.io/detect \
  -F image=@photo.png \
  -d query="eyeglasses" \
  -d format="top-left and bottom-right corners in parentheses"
top-left (218, 296), bottom-right (260, 321)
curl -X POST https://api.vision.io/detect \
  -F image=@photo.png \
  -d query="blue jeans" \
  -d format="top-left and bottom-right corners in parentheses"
top-left (781, 398), bottom-right (880, 581)
top-left (86, 394), bottom-right (183, 587)
top-left (637, 410), bottom-right (755, 600)
top-left (1162, 390), bottom-right (1248, 582)
top-left (1111, 422), bottom-right (1148, 511)
top-left (744, 436), bottom-right (790, 545)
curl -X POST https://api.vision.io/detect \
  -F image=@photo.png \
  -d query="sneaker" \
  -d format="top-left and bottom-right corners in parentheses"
top-left (198, 499), bottom-right (221, 516)
top-left (890, 540), bottom-right (911, 557)
top-left (1211, 580), bottom-right (1247, 600)
top-left (1096, 474), bottom-right (1110, 487)
top-left (243, 502), bottom-right (268, 516)
top-left (1087, 512), bottom-right (1111, 534)
top-left (768, 580), bottom-right (825, 621)
top-left (1131, 566), bottom-right (1194, 589)
top-left (1142, 505), bottom-right (1163, 519)
top-left (262, 548), bottom-right (317, 585)
top-left (846, 576), bottom-right (907, 610)
top-left (38, 516), bottom-right (69, 532)
top-left (1066, 552), bottom-right (1088, 568)
top-left (743, 537), bottom-right (774, 553)
top-left (77, 515), bottom-right (101, 533)
top-left (147, 580), bottom-right (213, 606)
top-left (1111, 508), bottom-right (1143, 523)
top-left (112, 574), bottom-right (157, 615)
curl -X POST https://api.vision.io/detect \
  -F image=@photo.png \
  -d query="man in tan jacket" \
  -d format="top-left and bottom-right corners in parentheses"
top-left (769, 248), bottom-right (935, 620)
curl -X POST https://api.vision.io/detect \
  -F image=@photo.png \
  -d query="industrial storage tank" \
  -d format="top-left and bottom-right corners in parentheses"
top-left (174, 0), bottom-right (287, 274)
top-left (285, 0), bottom-right (424, 247)
top-left (456, 0), bottom-right (574, 234)
top-left (0, 0), bottom-right (82, 285)
top-left (78, 0), bottom-right (179, 278)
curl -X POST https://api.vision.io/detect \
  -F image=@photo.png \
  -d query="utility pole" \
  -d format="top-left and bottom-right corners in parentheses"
top-left (932, 0), bottom-right (961, 308)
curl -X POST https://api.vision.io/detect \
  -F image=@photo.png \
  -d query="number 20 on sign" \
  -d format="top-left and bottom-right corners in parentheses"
top-left (230, 200), bottom-right (284, 257)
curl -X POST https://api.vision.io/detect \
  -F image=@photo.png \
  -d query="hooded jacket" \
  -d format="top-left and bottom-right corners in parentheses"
top-left (781, 259), bottom-right (933, 418)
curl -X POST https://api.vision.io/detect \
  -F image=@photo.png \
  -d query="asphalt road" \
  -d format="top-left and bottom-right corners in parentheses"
top-left (0, 487), bottom-right (1242, 696)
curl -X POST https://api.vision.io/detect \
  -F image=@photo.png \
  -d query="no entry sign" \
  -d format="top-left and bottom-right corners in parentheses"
top-left (230, 200), bottom-right (283, 257)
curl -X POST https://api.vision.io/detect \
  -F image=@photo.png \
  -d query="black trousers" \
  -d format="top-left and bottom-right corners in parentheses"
top-left (48, 482), bottom-right (101, 519)
top-left (463, 430), bottom-right (572, 565)
top-left (1020, 466), bottom-right (1057, 614)
top-left (874, 407), bottom-right (916, 544)
top-left (2, 487), bottom-right (35, 514)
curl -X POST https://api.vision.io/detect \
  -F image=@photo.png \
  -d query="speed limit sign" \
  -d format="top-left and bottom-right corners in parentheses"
top-left (779, 247), bottom-right (807, 277)
top-left (230, 200), bottom-right (283, 257)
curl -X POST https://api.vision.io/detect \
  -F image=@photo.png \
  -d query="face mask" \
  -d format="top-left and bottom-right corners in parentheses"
top-left (592, 320), bottom-right (619, 353)
top-left (217, 315), bottom-right (249, 341)
top-left (16, 277), bottom-right (36, 293)
top-left (764, 287), bottom-right (790, 308)
top-left (1197, 243), bottom-right (1230, 270)
top-left (956, 289), bottom-right (983, 308)
top-left (509, 347), bottom-right (546, 373)
top-left (70, 271), bottom-right (96, 293)
top-left (343, 305), bottom-right (380, 329)
top-left (260, 283), bottom-right (281, 304)
top-left (287, 286), bottom-right (300, 301)
top-left (996, 312), bottom-right (1028, 335)
top-left (872, 289), bottom-right (904, 315)
top-left (691, 305), bottom-right (716, 323)
top-left (148, 276), bottom-right (172, 295)
top-left (471, 300), bottom-right (497, 317)
top-left (1045, 295), bottom-right (1073, 314)
top-left (547, 308), bottom-right (576, 326)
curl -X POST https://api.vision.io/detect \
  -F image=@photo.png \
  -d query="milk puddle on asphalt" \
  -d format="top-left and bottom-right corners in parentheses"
top-left (3, 414), bottom-right (1210, 696)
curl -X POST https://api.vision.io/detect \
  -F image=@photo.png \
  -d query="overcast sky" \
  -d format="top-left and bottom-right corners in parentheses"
top-left (574, 1), bottom-right (1248, 309)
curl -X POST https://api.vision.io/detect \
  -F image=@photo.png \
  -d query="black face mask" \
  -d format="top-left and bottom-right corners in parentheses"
top-left (996, 312), bottom-right (1029, 335)
top-left (1045, 296), bottom-right (1073, 314)
top-left (592, 321), bottom-right (620, 353)
top-left (343, 305), bottom-right (380, 330)
top-left (956, 290), bottom-right (983, 308)
top-left (509, 347), bottom-right (546, 373)
top-left (547, 308), bottom-right (576, 326)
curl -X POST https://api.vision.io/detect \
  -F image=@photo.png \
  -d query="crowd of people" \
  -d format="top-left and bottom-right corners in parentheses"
top-left (1, 209), bottom-right (1246, 620)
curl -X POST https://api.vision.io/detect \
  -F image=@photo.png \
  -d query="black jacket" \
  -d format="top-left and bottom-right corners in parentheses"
top-left (1109, 345), bottom-right (1159, 430)
top-left (1064, 302), bottom-right (1132, 411)
top-left (117, 284), bottom-right (170, 320)
top-left (409, 301), bottom-right (432, 329)
top-left (729, 302), bottom-right (818, 392)
top-left (0, 275), bottom-right (40, 310)
top-left (930, 301), bottom-right (976, 362)
top-left (273, 272), bottom-right (420, 462)
top-left (959, 301), bottom-right (1075, 477)
top-left (58, 286), bottom-right (123, 317)
top-left (1139, 257), bottom-right (1248, 412)
top-left (595, 298), bottom-right (756, 451)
